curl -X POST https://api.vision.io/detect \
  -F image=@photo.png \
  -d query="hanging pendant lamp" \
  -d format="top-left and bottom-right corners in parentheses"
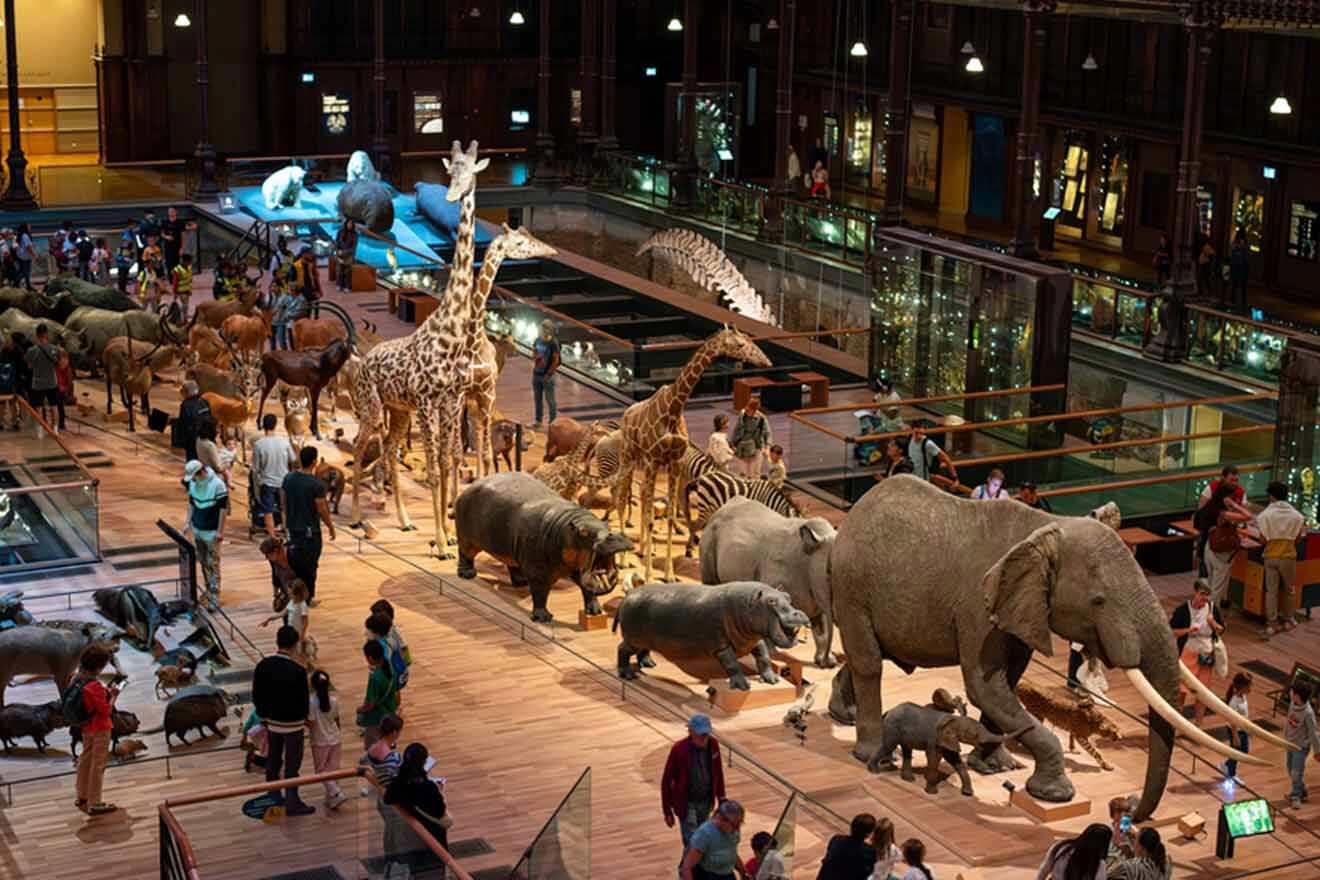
top-left (850, 40), bottom-right (868, 57)
top-left (1082, 52), bottom-right (1099, 71)
top-left (1270, 95), bottom-right (1293, 115)
top-left (667, 15), bottom-right (683, 31)
top-left (509, 8), bottom-right (525, 24)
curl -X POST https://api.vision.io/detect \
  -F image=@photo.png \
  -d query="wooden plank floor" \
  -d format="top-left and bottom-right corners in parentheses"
top-left (3, 258), bottom-right (1320, 879)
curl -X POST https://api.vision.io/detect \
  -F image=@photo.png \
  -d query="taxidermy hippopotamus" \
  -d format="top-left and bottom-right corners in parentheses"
top-left (0, 623), bottom-right (122, 705)
top-left (455, 472), bottom-right (632, 623)
top-left (613, 581), bottom-right (810, 690)
top-left (0, 701), bottom-right (66, 752)
top-left (337, 180), bottom-right (395, 234)
top-left (261, 165), bottom-right (306, 210)
top-left (141, 685), bottom-right (229, 746)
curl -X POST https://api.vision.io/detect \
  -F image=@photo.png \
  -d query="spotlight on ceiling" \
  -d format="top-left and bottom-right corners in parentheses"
top-left (766, 17), bottom-right (778, 30)
top-left (173, 12), bottom-right (191, 27)
top-left (966, 54), bottom-right (984, 74)
top-left (1270, 95), bottom-right (1293, 115)
top-left (508, 9), bottom-right (525, 24)
top-left (667, 16), bottom-right (683, 31)
top-left (1082, 52), bottom-right (1099, 71)
top-left (850, 40), bottom-right (868, 57)
top-left (469, 5), bottom-right (481, 17)
top-left (960, 40), bottom-right (976, 55)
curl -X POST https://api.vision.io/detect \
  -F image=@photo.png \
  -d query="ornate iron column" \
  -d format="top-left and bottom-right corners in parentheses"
top-left (371, 0), bottom-right (390, 180)
top-left (574, 0), bottom-right (599, 182)
top-left (880, 0), bottom-right (914, 226)
top-left (1009, 1), bottom-right (1053, 257)
top-left (672, 0), bottom-right (700, 208)
top-left (597, 0), bottom-right (617, 152)
top-left (532, 0), bottom-right (563, 184)
top-left (190, 0), bottom-right (220, 199)
top-left (0, 0), bottom-right (36, 208)
top-left (1145, 4), bottom-right (1216, 363)
top-left (761, 0), bottom-right (796, 241)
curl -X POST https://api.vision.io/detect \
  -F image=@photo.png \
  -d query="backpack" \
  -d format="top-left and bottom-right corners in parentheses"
top-left (380, 636), bottom-right (409, 688)
top-left (62, 675), bottom-right (93, 726)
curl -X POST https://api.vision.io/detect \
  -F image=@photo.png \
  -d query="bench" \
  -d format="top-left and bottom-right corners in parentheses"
top-left (733, 372), bottom-right (832, 413)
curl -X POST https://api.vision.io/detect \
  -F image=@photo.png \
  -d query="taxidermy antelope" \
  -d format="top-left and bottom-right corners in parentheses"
top-left (279, 383), bottom-right (313, 449)
top-left (636, 229), bottom-right (777, 325)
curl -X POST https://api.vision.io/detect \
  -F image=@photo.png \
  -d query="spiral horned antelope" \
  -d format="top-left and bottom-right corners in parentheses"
top-left (349, 139), bottom-right (489, 555)
top-left (636, 229), bottom-right (777, 325)
top-left (613, 326), bottom-right (771, 581)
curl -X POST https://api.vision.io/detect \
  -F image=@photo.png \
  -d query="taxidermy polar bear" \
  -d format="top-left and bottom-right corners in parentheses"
top-left (261, 165), bottom-right (306, 210)
top-left (346, 150), bottom-right (380, 183)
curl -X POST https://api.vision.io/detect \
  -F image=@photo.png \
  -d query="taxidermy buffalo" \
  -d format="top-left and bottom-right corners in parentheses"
top-left (337, 180), bottom-right (395, 234)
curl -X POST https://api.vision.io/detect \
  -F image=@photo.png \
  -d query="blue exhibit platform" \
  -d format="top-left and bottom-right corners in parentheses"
top-left (230, 181), bottom-right (496, 270)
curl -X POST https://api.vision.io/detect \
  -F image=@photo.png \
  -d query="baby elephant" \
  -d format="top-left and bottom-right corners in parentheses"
top-left (0, 701), bottom-right (66, 752)
top-left (868, 702), bottom-right (1004, 797)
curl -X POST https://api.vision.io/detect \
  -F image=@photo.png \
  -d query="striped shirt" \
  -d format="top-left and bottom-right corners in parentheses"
top-left (361, 743), bottom-right (403, 786)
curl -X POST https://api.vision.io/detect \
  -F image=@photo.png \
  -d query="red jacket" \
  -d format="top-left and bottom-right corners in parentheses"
top-left (82, 679), bottom-right (113, 734)
top-left (661, 737), bottom-right (725, 821)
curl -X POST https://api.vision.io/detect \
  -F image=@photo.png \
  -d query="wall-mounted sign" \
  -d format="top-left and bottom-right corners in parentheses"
top-left (1288, 200), bottom-right (1319, 261)
top-left (645, 66), bottom-right (658, 77)
top-left (321, 93), bottom-right (350, 135)
top-left (1263, 165), bottom-right (1277, 180)
top-left (511, 108), bottom-right (531, 130)
top-left (570, 88), bottom-right (582, 126)
top-left (414, 94), bottom-right (444, 134)
top-left (301, 72), bottom-right (316, 84)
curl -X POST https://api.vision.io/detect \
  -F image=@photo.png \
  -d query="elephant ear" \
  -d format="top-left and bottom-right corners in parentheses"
top-left (798, 520), bottom-right (831, 554)
top-left (935, 715), bottom-right (961, 751)
top-left (981, 524), bottom-right (1061, 656)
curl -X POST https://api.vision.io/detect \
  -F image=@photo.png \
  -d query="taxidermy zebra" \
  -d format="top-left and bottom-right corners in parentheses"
top-left (636, 229), bottom-right (778, 325)
top-left (685, 469), bottom-right (800, 555)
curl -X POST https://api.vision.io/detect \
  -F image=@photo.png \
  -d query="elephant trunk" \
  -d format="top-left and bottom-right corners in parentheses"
top-left (1131, 632), bottom-right (1178, 822)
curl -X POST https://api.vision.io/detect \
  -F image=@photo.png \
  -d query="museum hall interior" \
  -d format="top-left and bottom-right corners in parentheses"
top-left (2, 0), bottom-right (1320, 878)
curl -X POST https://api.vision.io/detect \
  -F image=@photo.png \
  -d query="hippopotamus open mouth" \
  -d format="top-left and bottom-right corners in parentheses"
top-left (579, 531), bottom-right (633, 596)
top-left (765, 602), bottom-right (810, 650)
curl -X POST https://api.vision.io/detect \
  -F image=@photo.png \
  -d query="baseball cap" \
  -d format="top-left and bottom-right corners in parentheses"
top-left (184, 460), bottom-right (205, 479)
top-left (688, 714), bottom-right (712, 735)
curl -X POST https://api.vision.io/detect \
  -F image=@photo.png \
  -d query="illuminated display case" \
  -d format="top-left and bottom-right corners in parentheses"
top-left (1233, 189), bottom-right (1265, 253)
top-left (847, 100), bottom-right (873, 185)
top-left (1095, 135), bottom-right (1130, 241)
top-left (1053, 131), bottom-right (1090, 233)
top-left (1288, 201), bottom-right (1319, 261)
top-left (665, 83), bottom-right (740, 174)
top-left (870, 229), bottom-right (1072, 431)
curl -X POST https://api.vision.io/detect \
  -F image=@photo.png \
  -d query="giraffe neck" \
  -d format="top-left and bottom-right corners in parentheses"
top-left (420, 187), bottom-right (476, 343)
top-left (665, 340), bottom-right (721, 422)
top-left (460, 240), bottom-right (510, 354)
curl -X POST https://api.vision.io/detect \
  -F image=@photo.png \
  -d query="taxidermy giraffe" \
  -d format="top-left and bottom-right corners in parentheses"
top-left (532, 421), bottom-right (617, 500)
top-left (612, 326), bottom-right (771, 581)
top-left (455, 225), bottom-right (556, 478)
top-left (349, 139), bottom-right (488, 554)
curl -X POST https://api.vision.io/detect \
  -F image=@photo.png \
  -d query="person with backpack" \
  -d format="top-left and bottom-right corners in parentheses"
top-left (906, 423), bottom-right (956, 486)
top-left (67, 649), bottom-right (120, 816)
top-left (730, 396), bottom-right (771, 478)
top-left (76, 230), bottom-right (94, 280)
top-left (366, 612), bottom-right (410, 707)
top-left (0, 331), bottom-right (22, 430)
top-left (25, 323), bottom-right (65, 433)
top-left (294, 246), bottom-right (321, 314)
top-left (358, 639), bottom-right (399, 748)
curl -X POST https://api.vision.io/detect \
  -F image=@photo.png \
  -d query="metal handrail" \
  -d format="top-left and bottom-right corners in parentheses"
top-left (1037, 462), bottom-right (1272, 498)
top-left (943, 424), bottom-right (1274, 469)
top-left (791, 383), bottom-right (1067, 418)
top-left (13, 395), bottom-right (99, 484)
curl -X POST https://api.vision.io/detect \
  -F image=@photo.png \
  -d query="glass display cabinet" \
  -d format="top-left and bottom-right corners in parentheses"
top-left (1053, 131), bottom-right (1090, 235)
top-left (1095, 135), bottom-right (1130, 243)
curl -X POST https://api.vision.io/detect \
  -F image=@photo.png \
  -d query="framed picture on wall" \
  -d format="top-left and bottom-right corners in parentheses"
top-left (321, 93), bottom-right (350, 136)
top-left (414, 94), bottom-right (444, 134)
top-left (1288, 201), bottom-right (1319, 261)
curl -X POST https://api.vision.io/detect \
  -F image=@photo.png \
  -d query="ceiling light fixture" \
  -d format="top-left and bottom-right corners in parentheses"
top-left (173, 12), bottom-right (191, 27)
top-left (1270, 95), bottom-right (1293, 115)
top-left (469, 5), bottom-right (481, 17)
top-left (1082, 52), bottom-right (1098, 71)
top-left (509, 8), bottom-right (525, 24)
top-left (960, 40), bottom-right (976, 55)
top-left (850, 40), bottom-right (868, 57)
top-left (667, 16), bottom-right (683, 31)
top-left (766, 17), bottom-right (778, 30)
top-left (965, 54), bottom-right (984, 73)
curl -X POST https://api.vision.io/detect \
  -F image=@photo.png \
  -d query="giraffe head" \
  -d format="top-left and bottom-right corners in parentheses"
top-left (442, 140), bottom-right (490, 202)
top-left (708, 325), bottom-right (772, 368)
top-left (491, 224), bottom-right (558, 262)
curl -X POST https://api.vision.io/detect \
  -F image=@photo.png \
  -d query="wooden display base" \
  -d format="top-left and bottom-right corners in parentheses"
top-left (1010, 788), bottom-right (1092, 823)
top-left (578, 610), bottom-right (610, 631)
top-left (703, 677), bottom-right (800, 714)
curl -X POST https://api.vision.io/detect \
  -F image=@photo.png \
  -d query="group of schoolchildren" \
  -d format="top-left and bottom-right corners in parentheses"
top-left (243, 589), bottom-right (414, 812)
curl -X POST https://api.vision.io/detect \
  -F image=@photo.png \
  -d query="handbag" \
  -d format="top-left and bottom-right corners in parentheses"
top-left (1208, 518), bottom-right (1241, 555)
top-left (1213, 637), bottom-right (1229, 678)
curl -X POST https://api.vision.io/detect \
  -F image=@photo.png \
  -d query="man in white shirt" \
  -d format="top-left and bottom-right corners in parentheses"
top-left (251, 414), bottom-right (298, 539)
top-left (1257, 481), bottom-right (1305, 636)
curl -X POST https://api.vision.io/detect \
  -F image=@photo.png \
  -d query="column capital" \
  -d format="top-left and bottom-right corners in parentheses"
top-left (1022, 0), bottom-right (1057, 14)
top-left (1181, 1), bottom-right (1223, 31)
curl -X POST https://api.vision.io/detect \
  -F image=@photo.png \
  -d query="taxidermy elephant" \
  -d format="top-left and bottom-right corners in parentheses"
top-left (346, 150), bottom-right (381, 183)
top-left (337, 180), bottom-right (395, 234)
top-left (261, 165), bottom-right (305, 210)
top-left (829, 475), bottom-right (1259, 821)
top-left (699, 497), bottom-right (837, 668)
top-left (868, 702), bottom-right (1003, 796)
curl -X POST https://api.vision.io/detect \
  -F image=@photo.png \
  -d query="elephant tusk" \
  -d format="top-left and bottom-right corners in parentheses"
top-left (1178, 662), bottom-right (1299, 752)
top-left (1124, 668), bottom-right (1271, 768)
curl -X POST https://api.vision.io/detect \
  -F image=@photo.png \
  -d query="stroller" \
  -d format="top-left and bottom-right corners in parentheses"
top-left (246, 468), bottom-right (283, 540)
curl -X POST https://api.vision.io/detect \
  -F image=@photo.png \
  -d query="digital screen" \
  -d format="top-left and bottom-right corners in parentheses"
top-left (511, 109), bottom-right (530, 125)
top-left (1223, 799), bottom-right (1274, 839)
top-left (1042, 207), bottom-right (1062, 220)
top-left (645, 66), bottom-right (658, 77)
top-left (1251, 308), bottom-right (1264, 321)
top-left (717, 148), bottom-right (734, 161)
top-left (1263, 166), bottom-right (1277, 180)
top-left (301, 72), bottom-right (315, 84)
